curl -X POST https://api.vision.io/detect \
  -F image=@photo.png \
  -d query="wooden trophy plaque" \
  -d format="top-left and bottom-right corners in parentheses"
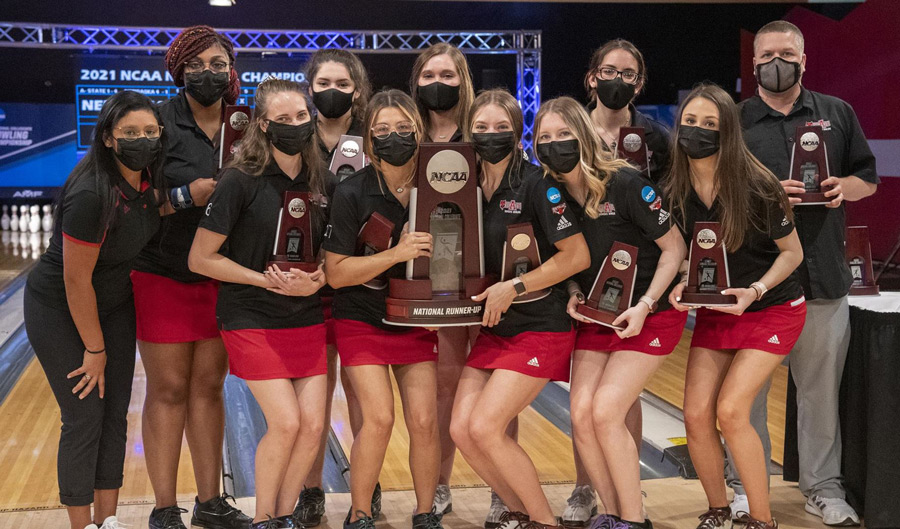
top-left (501, 223), bottom-right (550, 303)
top-left (268, 191), bottom-right (318, 273)
top-left (681, 222), bottom-right (737, 307)
top-left (617, 127), bottom-right (651, 178)
top-left (789, 125), bottom-right (832, 206)
top-left (356, 211), bottom-right (395, 290)
top-left (329, 135), bottom-right (367, 182)
top-left (846, 226), bottom-right (880, 296)
top-left (576, 241), bottom-right (639, 330)
top-left (385, 143), bottom-right (494, 326)
top-left (219, 105), bottom-right (251, 168)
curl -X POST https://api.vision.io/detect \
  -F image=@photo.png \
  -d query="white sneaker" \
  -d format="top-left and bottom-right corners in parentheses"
top-left (99, 516), bottom-right (128, 529)
top-left (730, 494), bottom-right (751, 523)
top-left (485, 490), bottom-right (510, 529)
top-left (562, 485), bottom-right (598, 527)
top-left (433, 484), bottom-right (453, 515)
top-left (84, 525), bottom-right (99, 529)
top-left (805, 496), bottom-right (860, 526)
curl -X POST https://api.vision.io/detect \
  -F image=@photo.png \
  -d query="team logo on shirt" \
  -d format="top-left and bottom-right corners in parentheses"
top-left (641, 186), bottom-right (657, 203)
top-left (800, 132), bottom-right (820, 152)
top-left (500, 199), bottom-right (522, 214)
top-left (552, 203), bottom-right (567, 215)
top-left (611, 250), bottom-right (633, 271)
top-left (426, 150), bottom-right (469, 194)
top-left (288, 197), bottom-right (307, 218)
top-left (648, 197), bottom-right (662, 211)
top-left (598, 202), bottom-right (616, 216)
top-left (340, 139), bottom-right (361, 158)
top-left (658, 209), bottom-right (670, 225)
top-left (806, 119), bottom-right (831, 131)
top-left (557, 216), bottom-right (572, 231)
top-left (697, 228), bottom-right (717, 249)
top-left (547, 187), bottom-right (562, 204)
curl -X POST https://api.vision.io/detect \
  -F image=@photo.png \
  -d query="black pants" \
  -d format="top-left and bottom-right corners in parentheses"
top-left (23, 286), bottom-right (136, 507)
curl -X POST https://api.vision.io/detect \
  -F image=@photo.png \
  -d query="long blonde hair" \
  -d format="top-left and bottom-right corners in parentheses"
top-left (362, 89), bottom-right (425, 185)
top-left (410, 43), bottom-right (475, 141)
top-left (534, 97), bottom-right (631, 219)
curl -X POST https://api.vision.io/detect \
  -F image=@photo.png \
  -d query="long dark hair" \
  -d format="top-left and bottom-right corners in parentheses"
top-left (304, 49), bottom-right (372, 122)
top-left (584, 39), bottom-right (647, 104)
top-left (663, 83), bottom-right (792, 250)
top-left (55, 90), bottom-right (166, 236)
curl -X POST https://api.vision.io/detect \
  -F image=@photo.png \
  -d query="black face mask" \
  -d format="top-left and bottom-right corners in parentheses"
top-left (755, 57), bottom-right (801, 94)
top-left (312, 88), bottom-right (354, 120)
top-left (537, 139), bottom-right (581, 174)
top-left (677, 126), bottom-right (720, 159)
top-left (114, 137), bottom-right (161, 171)
top-left (417, 82), bottom-right (460, 112)
top-left (595, 78), bottom-right (636, 111)
top-left (184, 70), bottom-right (230, 107)
top-left (266, 121), bottom-right (315, 156)
top-left (472, 132), bottom-right (516, 164)
top-left (373, 132), bottom-right (418, 167)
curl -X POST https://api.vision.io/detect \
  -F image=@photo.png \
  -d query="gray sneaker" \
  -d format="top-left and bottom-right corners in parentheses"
top-left (433, 484), bottom-right (453, 515)
top-left (562, 485), bottom-right (597, 527)
top-left (485, 491), bottom-right (511, 529)
top-left (805, 496), bottom-right (860, 527)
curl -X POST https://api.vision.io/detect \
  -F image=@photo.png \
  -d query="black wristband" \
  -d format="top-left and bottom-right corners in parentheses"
top-left (85, 347), bottom-right (106, 355)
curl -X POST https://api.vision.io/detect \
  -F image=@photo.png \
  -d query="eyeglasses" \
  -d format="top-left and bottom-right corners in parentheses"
top-left (114, 125), bottom-right (163, 140)
top-left (371, 122), bottom-right (415, 140)
top-left (184, 59), bottom-right (230, 74)
top-left (596, 67), bottom-right (642, 86)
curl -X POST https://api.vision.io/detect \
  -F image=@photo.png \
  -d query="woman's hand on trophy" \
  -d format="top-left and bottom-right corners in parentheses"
top-left (566, 293), bottom-right (591, 323)
top-left (472, 280), bottom-right (517, 327)
top-left (779, 179), bottom-right (805, 206)
top-left (612, 304), bottom-right (650, 340)
top-left (708, 287), bottom-right (755, 315)
top-left (265, 264), bottom-right (327, 297)
top-left (669, 282), bottom-right (691, 312)
top-left (393, 226), bottom-right (433, 263)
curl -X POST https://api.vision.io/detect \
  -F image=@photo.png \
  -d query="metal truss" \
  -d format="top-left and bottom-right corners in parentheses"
top-left (0, 22), bottom-right (542, 150)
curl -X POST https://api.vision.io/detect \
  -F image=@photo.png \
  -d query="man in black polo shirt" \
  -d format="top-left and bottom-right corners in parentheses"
top-left (724, 21), bottom-right (878, 527)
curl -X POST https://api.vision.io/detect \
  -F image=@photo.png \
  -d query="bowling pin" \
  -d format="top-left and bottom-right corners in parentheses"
top-left (28, 205), bottom-right (40, 233)
top-left (1, 205), bottom-right (9, 231)
top-left (19, 205), bottom-right (29, 233)
top-left (41, 205), bottom-right (53, 232)
top-left (10, 206), bottom-right (19, 232)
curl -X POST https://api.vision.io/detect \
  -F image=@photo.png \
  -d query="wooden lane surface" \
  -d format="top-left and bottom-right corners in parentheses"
top-left (0, 353), bottom-right (198, 511)
top-left (643, 328), bottom-right (789, 465)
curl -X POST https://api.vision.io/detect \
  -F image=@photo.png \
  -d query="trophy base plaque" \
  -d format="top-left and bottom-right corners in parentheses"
top-left (680, 289), bottom-right (737, 308)
top-left (384, 276), bottom-right (494, 326)
top-left (796, 189), bottom-right (832, 206)
top-left (576, 304), bottom-right (625, 331)
top-left (849, 285), bottom-right (880, 296)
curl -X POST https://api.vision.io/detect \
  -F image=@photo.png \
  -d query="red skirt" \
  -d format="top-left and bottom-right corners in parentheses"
top-left (575, 308), bottom-right (688, 356)
top-left (131, 270), bottom-right (220, 343)
top-left (333, 319), bottom-right (438, 366)
top-left (322, 296), bottom-right (336, 347)
top-left (220, 324), bottom-right (327, 380)
top-left (691, 297), bottom-right (806, 356)
top-left (466, 329), bottom-right (576, 382)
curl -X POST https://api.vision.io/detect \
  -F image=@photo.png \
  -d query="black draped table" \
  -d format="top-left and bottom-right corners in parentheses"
top-left (783, 292), bottom-right (900, 529)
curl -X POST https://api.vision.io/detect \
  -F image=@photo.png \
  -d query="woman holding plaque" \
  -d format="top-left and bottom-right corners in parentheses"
top-left (131, 25), bottom-right (252, 529)
top-left (535, 97), bottom-right (686, 529)
top-left (189, 78), bottom-right (330, 529)
top-left (665, 83), bottom-right (805, 529)
top-left (449, 89), bottom-right (591, 529)
top-left (299, 48), bottom-right (376, 527)
top-left (410, 42), bottom-right (483, 518)
top-left (324, 89), bottom-right (444, 529)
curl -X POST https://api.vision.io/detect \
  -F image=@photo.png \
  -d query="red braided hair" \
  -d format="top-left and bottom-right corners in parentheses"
top-left (165, 25), bottom-right (240, 104)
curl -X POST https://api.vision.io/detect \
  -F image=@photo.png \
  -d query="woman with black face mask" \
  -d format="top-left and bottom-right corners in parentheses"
top-left (450, 90), bottom-right (591, 529)
top-left (584, 40), bottom-right (671, 185)
top-left (189, 78), bottom-right (331, 529)
top-left (131, 25), bottom-right (251, 529)
top-left (324, 89), bottom-right (445, 529)
top-left (23, 90), bottom-right (166, 529)
top-left (664, 84), bottom-right (805, 529)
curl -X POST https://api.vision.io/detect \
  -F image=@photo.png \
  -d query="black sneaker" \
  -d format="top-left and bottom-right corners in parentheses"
top-left (344, 510), bottom-right (376, 529)
top-left (250, 517), bottom-right (287, 529)
top-left (371, 482), bottom-right (382, 519)
top-left (294, 486), bottom-right (326, 527)
top-left (149, 505), bottom-right (188, 529)
top-left (413, 510), bottom-right (444, 529)
top-left (192, 494), bottom-right (253, 529)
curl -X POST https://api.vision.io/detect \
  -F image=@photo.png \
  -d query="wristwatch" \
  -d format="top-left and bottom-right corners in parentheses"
top-left (512, 277), bottom-right (528, 297)
top-left (638, 295), bottom-right (658, 313)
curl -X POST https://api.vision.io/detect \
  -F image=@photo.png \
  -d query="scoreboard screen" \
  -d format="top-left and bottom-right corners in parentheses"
top-left (76, 54), bottom-right (310, 150)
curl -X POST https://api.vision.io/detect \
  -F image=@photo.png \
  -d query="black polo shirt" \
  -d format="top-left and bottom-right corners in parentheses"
top-left (134, 90), bottom-right (220, 283)
top-left (323, 165), bottom-right (411, 331)
top-left (199, 162), bottom-right (329, 331)
top-left (740, 88), bottom-right (879, 300)
top-left (563, 167), bottom-right (676, 312)
top-left (587, 101), bottom-right (672, 184)
top-left (677, 188), bottom-right (802, 311)
top-left (481, 162), bottom-right (582, 337)
top-left (316, 117), bottom-right (365, 163)
top-left (27, 174), bottom-right (160, 312)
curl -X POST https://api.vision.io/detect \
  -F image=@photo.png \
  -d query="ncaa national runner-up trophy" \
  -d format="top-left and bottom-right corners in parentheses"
top-left (501, 223), bottom-right (550, 303)
top-left (219, 105), bottom-right (251, 168)
top-left (617, 127), bottom-right (651, 179)
top-left (680, 222), bottom-right (737, 307)
top-left (576, 242), bottom-right (639, 330)
top-left (790, 125), bottom-right (833, 205)
top-left (330, 135), bottom-right (368, 182)
top-left (845, 225), bottom-right (880, 296)
top-left (268, 192), bottom-right (319, 273)
top-left (384, 143), bottom-right (494, 326)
